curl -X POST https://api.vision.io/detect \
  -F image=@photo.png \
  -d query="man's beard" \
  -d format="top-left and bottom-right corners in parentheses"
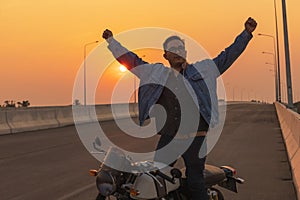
top-left (170, 57), bottom-right (186, 69)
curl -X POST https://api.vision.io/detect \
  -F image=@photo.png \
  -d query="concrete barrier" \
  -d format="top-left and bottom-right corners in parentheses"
top-left (94, 103), bottom-right (138, 122)
top-left (72, 106), bottom-right (94, 124)
top-left (111, 103), bottom-right (135, 119)
top-left (94, 104), bottom-right (114, 121)
top-left (275, 102), bottom-right (300, 199)
top-left (130, 103), bottom-right (139, 118)
top-left (0, 110), bottom-right (11, 135)
top-left (6, 108), bottom-right (59, 133)
top-left (73, 103), bottom-right (138, 124)
top-left (292, 150), bottom-right (300, 200)
top-left (56, 106), bottom-right (74, 126)
top-left (57, 105), bottom-right (114, 126)
top-left (1, 103), bottom-right (139, 135)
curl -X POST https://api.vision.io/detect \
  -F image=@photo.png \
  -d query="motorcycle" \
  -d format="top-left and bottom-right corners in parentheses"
top-left (89, 137), bottom-right (244, 200)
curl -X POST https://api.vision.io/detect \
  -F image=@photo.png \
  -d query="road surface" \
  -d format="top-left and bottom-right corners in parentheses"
top-left (0, 103), bottom-right (297, 200)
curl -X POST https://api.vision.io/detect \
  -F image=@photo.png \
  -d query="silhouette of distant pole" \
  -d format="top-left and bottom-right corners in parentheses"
top-left (281, 0), bottom-right (293, 108)
top-left (84, 41), bottom-right (98, 106)
top-left (263, 51), bottom-right (278, 102)
top-left (274, 0), bottom-right (281, 102)
top-left (259, 34), bottom-right (279, 101)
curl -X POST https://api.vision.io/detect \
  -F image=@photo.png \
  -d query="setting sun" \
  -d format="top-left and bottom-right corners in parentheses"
top-left (119, 65), bottom-right (127, 72)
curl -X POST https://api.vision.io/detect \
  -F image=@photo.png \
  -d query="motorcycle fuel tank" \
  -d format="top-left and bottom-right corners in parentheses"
top-left (130, 165), bottom-right (180, 199)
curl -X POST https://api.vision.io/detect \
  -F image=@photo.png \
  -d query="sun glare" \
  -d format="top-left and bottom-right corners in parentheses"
top-left (119, 65), bottom-right (127, 72)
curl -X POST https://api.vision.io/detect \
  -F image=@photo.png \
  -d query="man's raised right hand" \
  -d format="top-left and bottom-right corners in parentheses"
top-left (102, 29), bottom-right (113, 40)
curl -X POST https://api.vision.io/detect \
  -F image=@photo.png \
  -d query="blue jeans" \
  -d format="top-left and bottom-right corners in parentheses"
top-left (155, 135), bottom-right (208, 200)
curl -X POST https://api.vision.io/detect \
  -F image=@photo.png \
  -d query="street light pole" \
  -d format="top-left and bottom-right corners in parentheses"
top-left (247, 90), bottom-right (250, 101)
top-left (266, 61), bottom-right (278, 103)
top-left (84, 40), bottom-right (98, 106)
top-left (274, 0), bottom-right (281, 102)
top-left (262, 51), bottom-right (278, 102)
top-left (258, 33), bottom-right (280, 102)
top-left (241, 88), bottom-right (245, 101)
top-left (281, 0), bottom-right (294, 108)
top-left (233, 87), bottom-right (235, 101)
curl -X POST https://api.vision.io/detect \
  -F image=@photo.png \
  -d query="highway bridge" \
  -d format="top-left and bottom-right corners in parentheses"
top-left (0, 103), bottom-right (298, 200)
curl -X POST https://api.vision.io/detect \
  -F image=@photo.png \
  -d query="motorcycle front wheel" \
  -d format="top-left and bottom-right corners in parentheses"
top-left (96, 193), bottom-right (134, 200)
top-left (209, 188), bottom-right (224, 200)
top-left (96, 193), bottom-right (106, 200)
top-left (166, 190), bottom-right (189, 200)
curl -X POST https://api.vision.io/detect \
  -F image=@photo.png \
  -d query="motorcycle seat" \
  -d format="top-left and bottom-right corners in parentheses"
top-left (203, 164), bottom-right (226, 187)
top-left (174, 159), bottom-right (226, 186)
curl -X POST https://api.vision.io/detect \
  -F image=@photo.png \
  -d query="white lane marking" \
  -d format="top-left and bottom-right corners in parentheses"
top-left (56, 183), bottom-right (95, 200)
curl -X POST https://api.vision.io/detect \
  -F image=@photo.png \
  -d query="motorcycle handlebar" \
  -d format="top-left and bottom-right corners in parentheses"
top-left (153, 170), bottom-right (176, 184)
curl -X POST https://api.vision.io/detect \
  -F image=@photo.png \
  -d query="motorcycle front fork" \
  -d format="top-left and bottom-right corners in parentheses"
top-left (207, 189), bottom-right (219, 200)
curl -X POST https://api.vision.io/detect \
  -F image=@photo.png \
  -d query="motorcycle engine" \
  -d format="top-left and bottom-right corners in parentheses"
top-left (96, 146), bottom-right (132, 197)
top-left (96, 169), bottom-right (119, 196)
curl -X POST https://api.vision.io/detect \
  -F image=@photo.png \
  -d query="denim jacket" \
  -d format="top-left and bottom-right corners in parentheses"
top-left (107, 30), bottom-right (252, 126)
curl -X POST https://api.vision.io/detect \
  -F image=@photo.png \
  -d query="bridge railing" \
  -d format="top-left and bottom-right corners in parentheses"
top-left (275, 102), bottom-right (300, 199)
top-left (0, 103), bottom-right (138, 135)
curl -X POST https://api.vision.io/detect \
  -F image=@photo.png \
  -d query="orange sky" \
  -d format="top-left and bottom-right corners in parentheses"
top-left (0, 0), bottom-right (299, 106)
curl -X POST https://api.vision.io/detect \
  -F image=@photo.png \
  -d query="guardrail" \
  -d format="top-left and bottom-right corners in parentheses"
top-left (0, 103), bottom-right (138, 135)
top-left (0, 110), bottom-right (11, 135)
top-left (275, 102), bottom-right (300, 199)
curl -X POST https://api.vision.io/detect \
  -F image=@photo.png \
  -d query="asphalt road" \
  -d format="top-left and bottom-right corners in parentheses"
top-left (0, 103), bottom-right (297, 200)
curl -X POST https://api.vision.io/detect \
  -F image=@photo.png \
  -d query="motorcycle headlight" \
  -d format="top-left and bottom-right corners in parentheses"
top-left (96, 170), bottom-right (117, 196)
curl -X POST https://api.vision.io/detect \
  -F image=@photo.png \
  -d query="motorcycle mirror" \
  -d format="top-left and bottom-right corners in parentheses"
top-left (95, 137), bottom-right (101, 146)
top-left (93, 137), bottom-right (102, 151)
top-left (170, 168), bottom-right (182, 179)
